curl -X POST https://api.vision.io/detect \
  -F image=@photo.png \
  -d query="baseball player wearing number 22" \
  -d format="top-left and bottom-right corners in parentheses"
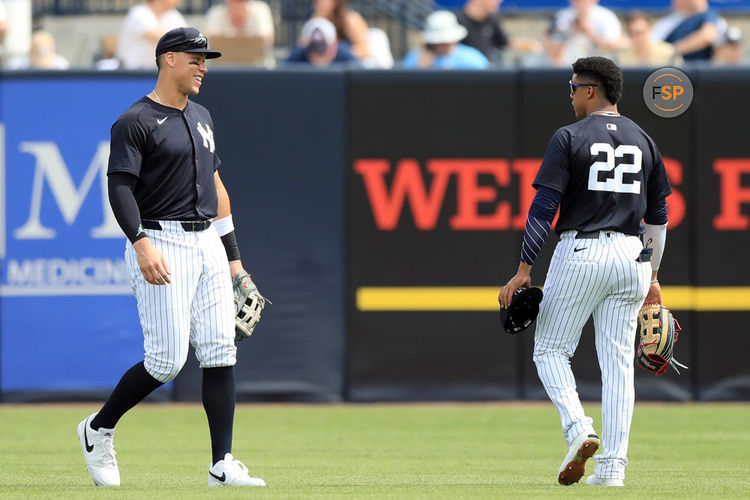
top-left (76, 27), bottom-right (265, 487)
top-left (499, 57), bottom-right (671, 487)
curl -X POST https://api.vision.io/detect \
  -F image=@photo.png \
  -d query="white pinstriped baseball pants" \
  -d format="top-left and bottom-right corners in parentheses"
top-left (533, 230), bottom-right (650, 480)
top-left (125, 221), bottom-right (236, 383)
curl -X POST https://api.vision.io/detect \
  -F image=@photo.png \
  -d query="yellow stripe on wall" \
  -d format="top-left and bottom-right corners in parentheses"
top-left (356, 287), bottom-right (750, 312)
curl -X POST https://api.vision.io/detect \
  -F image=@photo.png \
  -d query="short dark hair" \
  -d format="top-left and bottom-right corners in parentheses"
top-left (572, 56), bottom-right (623, 105)
top-left (156, 54), bottom-right (164, 70)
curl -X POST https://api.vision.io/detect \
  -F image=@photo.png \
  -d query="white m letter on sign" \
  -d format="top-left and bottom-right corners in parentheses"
top-left (14, 142), bottom-right (122, 239)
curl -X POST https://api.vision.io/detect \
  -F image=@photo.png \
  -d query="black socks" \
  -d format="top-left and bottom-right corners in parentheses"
top-left (91, 361), bottom-right (163, 430)
top-left (202, 366), bottom-right (236, 465)
top-left (90, 361), bottom-right (236, 466)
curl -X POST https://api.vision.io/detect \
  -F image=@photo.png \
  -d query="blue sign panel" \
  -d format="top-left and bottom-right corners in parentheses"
top-left (0, 76), bottom-right (153, 392)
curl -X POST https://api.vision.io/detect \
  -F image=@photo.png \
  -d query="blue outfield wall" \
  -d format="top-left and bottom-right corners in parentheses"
top-left (0, 76), bottom-right (154, 396)
top-left (0, 70), bottom-right (348, 402)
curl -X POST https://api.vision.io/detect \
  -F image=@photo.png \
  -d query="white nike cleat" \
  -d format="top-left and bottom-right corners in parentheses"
top-left (557, 432), bottom-right (600, 485)
top-left (76, 412), bottom-right (120, 486)
top-left (586, 475), bottom-right (624, 487)
top-left (208, 453), bottom-right (266, 486)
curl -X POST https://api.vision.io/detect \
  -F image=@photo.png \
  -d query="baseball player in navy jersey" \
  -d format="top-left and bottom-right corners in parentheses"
top-left (76, 27), bottom-right (265, 487)
top-left (499, 56), bottom-right (671, 487)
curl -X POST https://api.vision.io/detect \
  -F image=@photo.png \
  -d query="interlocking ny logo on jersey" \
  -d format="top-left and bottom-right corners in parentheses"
top-left (196, 122), bottom-right (215, 152)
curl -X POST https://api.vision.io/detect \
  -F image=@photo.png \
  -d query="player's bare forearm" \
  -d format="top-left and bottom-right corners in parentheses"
top-left (643, 281), bottom-right (662, 306)
top-left (143, 28), bottom-right (165, 44)
top-left (214, 171), bottom-right (246, 278)
top-left (499, 263), bottom-right (533, 308)
top-left (643, 270), bottom-right (662, 305)
top-left (215, 171), bottom-right (232, 219)
top-left (133, 237), bottom-right (171, 285)
top-left (674, 24), bottom-right (717, 54)
top-left (517, 262), bottom-right (532, 276)
top-left (596, 37), bottom-right (624, 51)
top-left (229, 260), bottom-right (246, 278)
top-left (510, 37), bottom-right (543, 53)
top-left (348, 12), bottom-right (371, 59)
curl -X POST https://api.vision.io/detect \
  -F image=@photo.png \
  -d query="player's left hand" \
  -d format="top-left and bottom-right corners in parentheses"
top-left (233, 270), bottom-right (268, 341)
top-left (499, 271), bottom-right (532, 309)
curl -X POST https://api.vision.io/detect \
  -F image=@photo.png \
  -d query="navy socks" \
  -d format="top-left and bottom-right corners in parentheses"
top-left (91, 361), bottom-right (163, 430)
top-left (90, 361), bottom-right (235, 466)
top-left (202, 366), bottom-right (236, 465)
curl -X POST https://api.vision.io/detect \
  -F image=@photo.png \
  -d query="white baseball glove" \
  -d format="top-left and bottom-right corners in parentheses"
top-left (232, 271), bottom-right (268, 341)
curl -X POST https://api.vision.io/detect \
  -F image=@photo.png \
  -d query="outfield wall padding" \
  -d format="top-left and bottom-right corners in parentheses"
top-left (1, 68), bottom-right (748, 402)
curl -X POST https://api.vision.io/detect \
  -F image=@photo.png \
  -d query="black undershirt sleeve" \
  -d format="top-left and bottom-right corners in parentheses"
top-left (108, 171), bottom-right (146, 243)
top-left (644, 197), bottom-right (668, 225)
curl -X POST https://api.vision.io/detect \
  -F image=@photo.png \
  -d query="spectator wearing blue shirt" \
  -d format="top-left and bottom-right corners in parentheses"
top-left (402, 11), bottom-right (489, 69)
top-left (655, 0), bottom-right (718, 61)
top-left (285, 17), bottom-right (358, 66)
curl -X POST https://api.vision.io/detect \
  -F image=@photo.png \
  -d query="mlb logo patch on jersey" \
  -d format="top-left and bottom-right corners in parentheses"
top-left (606, 123), bottom-right (617, 131)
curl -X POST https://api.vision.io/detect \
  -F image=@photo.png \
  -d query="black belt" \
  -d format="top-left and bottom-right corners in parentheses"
top-left (141, 219), bottom-right (212, 232)
top-left (575, 230), bottom-right (601, 239)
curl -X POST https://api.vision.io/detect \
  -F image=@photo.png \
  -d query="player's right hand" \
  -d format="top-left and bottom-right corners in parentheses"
top-left (133, 238), bottom-right (171, 285)
top-left (499, 271), bottom-right (532, 309)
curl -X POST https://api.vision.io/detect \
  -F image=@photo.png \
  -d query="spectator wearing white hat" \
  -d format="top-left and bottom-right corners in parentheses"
top-left (285, 17), bottom-right (358, 66)
top-left (402, 10), bottom-right (489, 69)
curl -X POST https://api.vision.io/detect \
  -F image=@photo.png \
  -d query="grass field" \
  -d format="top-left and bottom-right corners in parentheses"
top-left (1, 402), bottom-right (748, 499)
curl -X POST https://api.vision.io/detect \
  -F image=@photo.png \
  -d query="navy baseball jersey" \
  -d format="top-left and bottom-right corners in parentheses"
top-left (107, 97), bottom-right (221, 220)
top-left (533, 114), bottom-right (671, 235)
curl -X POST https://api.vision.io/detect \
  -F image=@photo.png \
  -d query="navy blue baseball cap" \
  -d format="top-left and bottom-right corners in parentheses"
top-left (500, 287), bottom-right (543, 335)
top-left (155, 27), bottom-right (221, 59)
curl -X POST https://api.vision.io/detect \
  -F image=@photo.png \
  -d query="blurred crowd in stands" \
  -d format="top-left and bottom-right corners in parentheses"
top-left (0, 0), bottom-right (745, 70)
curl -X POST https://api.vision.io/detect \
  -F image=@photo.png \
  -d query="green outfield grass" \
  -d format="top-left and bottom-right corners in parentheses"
top-left (0, 402), bottom-right (748, 499)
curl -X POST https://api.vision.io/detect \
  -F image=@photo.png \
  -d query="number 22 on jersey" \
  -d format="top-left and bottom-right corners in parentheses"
top-left (588, 143), bottom-right (642, 194)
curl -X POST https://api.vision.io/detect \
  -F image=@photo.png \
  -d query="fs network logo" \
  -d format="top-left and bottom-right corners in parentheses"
top-left (642, 67), bottom-right (694, 118)
top-left (0, 124), bottom-right (129, 296)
